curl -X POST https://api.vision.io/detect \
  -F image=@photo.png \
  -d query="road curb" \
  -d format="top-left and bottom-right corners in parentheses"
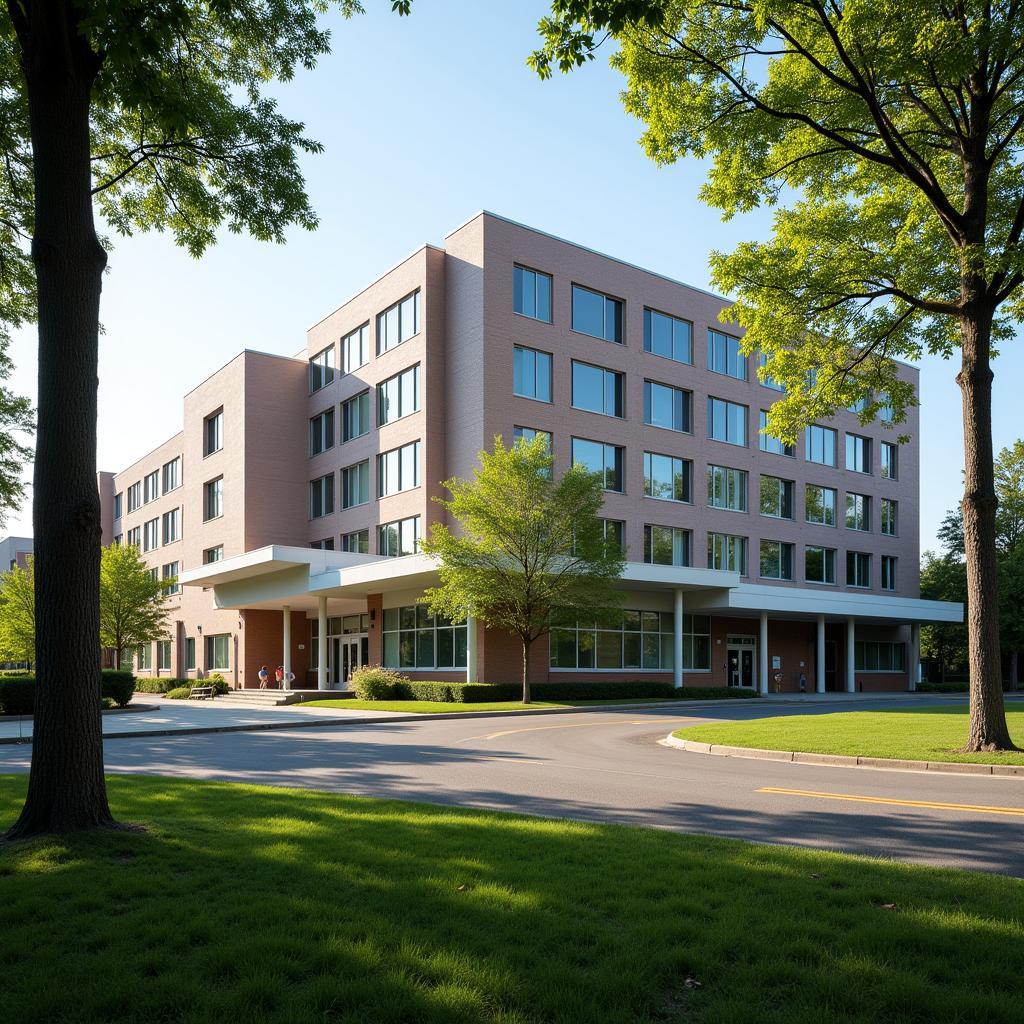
top-left (662, 733), bottom-right (1024, 776)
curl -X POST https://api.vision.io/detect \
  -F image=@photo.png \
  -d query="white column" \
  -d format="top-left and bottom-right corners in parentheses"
top-left (846, 617), bottom-right (856, 693)
top-left (759, 611), bottom-right (769, 695)
top-left (317, 595), bottom-right (328, 690)
top-left (910, 623), bottom-right (921, 692)
top-left (816, 615), bottom-right (826, 694)
top-left (673, 589), bottom-right (684, 689)
top-left (282, 605), bottom-right (292, 690)
top-left (466, 613), bottom-right (477, 683)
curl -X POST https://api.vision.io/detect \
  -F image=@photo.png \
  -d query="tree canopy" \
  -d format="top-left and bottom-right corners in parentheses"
top-left (0, 556), bottom-right (34, 665)
top-left (98, 543), bottom-right (174, 670)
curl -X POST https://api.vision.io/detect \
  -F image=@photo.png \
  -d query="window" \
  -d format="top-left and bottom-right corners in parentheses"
top-left (379, 515), bottom-right (420, 557)
top-left (309, 473), bottom-right (335, 519)
top-left (845, 493), bottom-right (871, 532)
top-left (342, 529), bottom-right (370, 554)
top-left (309, 346), bottom-right (335, 392)
top-left (806, 424), bottom-right (837, 466)
top-left (513, 426), bottom-right (552, 449)
top-left (203, 477), bottom-right (223, 521)
top-left (855, 640), bottom-right (905, 672)
top-left (161, 507), bottom-right (180, 545)
top-left (847, 551), bottom-right (871, 588)
top-left (644, 381), bottom-right (691, 432)
top-left (878, 394), bottom-right (896, 424)
top-left (881, 498), bottom-right (897, 536)
top-left (310, 538), bottom-right (335, 550)
top-left (342, 390), bottom-right (371, 442)
top-left (113, 492), bottom-right (123, 520)
top-left (147, 567), bottom-right (159, 583)
top-left (708, 533), bottom-right (747, 574)
top-left (644, 525), bottom-right (691, 567)
top-left (759, 411), bottom-right (795, 457)
top-left (309, 409), bottom-right (335, 456)
top-left (846, 433), bottom-right (872, 474)
top-left (143, 469), bottom-right (160, 504)
top-left (383, 605), bottom-right (468, 669)
top-left (759, 476), bottom-right (794, 519)
top-left (707, 465), bottom-right (748, 512)
top-left (571, 361), bottom-right (624, 417)
top-left (881, 555), bottom-right (897, 591)
top-left (185, 637), bottom-right (196, 671)
top-left (707, 329), bottom-right (747, 380)
top-left (127, 481), bottom-right (141, 513)
top-left (708, 397), bottom-right (748, 446)
top-left (204, 409), bottom-right (223, 456)
top-left (162, 561), bottom-right (179, 596)
top-left (805, 545), bottom-right (836, 584)
top-left (643, 308), bottom-right (692, 363)
top-left (162, 457), bottom-right (181, 493)
top-left (126, 526), bottom-right (141, 547)
top-left (342, 323), bottom-right (370, 374)
top-left (376, 290), bottom-right (420, 355)
top-left (203, 545), bottom-right (223, 564)
top-left (571, 284), bottom-right (623, 343)
top-left (572, 438), bottom-right (624, 492)
top-left (113, 534), bottom-right (122, 546)
top-left (378, 441), bottom-right (420, 497)
top-left (848, 393), bottom-right (872, 414)
top-left (601, 519), bottom-right (626, 555)
top-left (550, 609), bottom-right (711, 671)
top-left (881, 441), bottom-right (898, 480)
top-left (377, 365), bottom-right (420, 424)
top-left (513, 265), bottom-right (552, 323)
top-left (806, 484), bottom-right (837, 526)
top-left (341, 460), bottom-right (370, 508)
top-left (206, 634), bottom-right (230, 671)
top-left (758, 353), bottom-right (784, 391)
top-left (644, 451), bottom-right (691, 503)
top-left (136, 643), bottom-right (152, 672)
top-left (512, 346), bottom-right (552, 403)
top-left (760, 540), bottom-right (794, 581)
top-left (143, 517), bottom-right (159, 552)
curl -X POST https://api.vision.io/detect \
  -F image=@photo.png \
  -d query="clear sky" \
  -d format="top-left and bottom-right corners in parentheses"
top-left (6, 0), bottom-right (1022, 551)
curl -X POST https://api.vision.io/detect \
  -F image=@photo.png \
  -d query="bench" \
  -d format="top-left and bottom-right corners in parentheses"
top-left (189, 685), bottom-right (216, 700)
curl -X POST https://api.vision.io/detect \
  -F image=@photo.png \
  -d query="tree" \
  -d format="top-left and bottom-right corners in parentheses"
top-left (1, 0), bottom-right (412, 838)
top-left (421, 435), bottom-right (625, 703)
top-left (0, 557), bottom-right (35, 666)
top-left (98, 544), bottom-right (173, 672)
top-left (532, 0), bottom-right (1024, 751)
top-left (919, 551), bottom-right (968, 682)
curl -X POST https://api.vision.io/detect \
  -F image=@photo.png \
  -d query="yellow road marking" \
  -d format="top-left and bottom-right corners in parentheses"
top-left (758, 787), bottom-right (1024, 817)
top-left (463, 717), bottom-right (701, 743)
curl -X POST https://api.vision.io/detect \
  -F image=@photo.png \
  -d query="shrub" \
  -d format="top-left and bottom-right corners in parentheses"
top-left (207, 673), bottom-right (230, 695)
top-left (351, 666), bottom-right (411, 700)
top-left (400, 680), bottom-right (520, 702)
top-left (0, 676), bottom-right (35, 715)
top-left (917, 681), bottom-right (970, 693)
top-left (101, 670), bottom-right (135, 708)
top-left (165, 686), bottom-right (192, 700)
top-left (134, 677), bottom-right (187, 694)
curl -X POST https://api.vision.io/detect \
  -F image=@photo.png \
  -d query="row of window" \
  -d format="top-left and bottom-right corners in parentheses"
top-left (309, 439), bottom-right (421, 518)
top-left (311, 516), bottom-right (423, 558)
top-left (117, 456), bottom-right (182, 519)
top-left (132, 633), bottom-right (230, 673)
top-left (117, 507), bottom-right (182, 552)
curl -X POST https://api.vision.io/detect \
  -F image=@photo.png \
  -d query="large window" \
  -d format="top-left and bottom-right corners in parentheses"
top-left (806, 424), bottom-right (837, 466)
top-left (342, 390), bottom-right (370, 442)
top-left (644, 451), bottom-right (691, 503)
top-left (759, 476), bottom-right (794, 519)
top-left (881, 441), bottom-right (898, 480)
top-left (571, 284), bottom-right (623, 343)
top-left (378, 441), bottom-right (420, 497)
top-left (203, 545), bottom-right (223, 564)
top-left (342, 529), bottom-right (369, 554)
top-left (310, 539), bottom-right (335, 550)
top-left (513, 346), bottom-right (552, 402)
top-left (309, 408), bottom-right (335, 456)
top-left (708, 533), bottom-right (747, 574)
top-left (806, 484), bottom-right (837, 526)
top-left (707, 329), bottom-right (747, 380)
top-left (161, 507), bottom-right (179, 545)
top-left (378, 364), bottom-right (420, 425)
top-left (204, 408), bottom-right (224, 455)
top-left (342, 323), bottom-right (370, 374)
top-left (760, 540), bottom-right (794, 580)
top-left (708, 397), bottom-right (748, 446)
top-left (206, 634), bottom-right (230, 671)
top-left (513, 426), bottom-right (552, 450)
top-left (162, 457), bottom-right (181, 493)
top-left (601, 519), bottom-right (626, 555)
top-left (758, 353), bottom-right (784, 391)
top-left (805, 545), bottom-right (836, 584)
top-left (162, 561), bottom-right (179, 596)
top-left (846, 433), bottom-right (872, 474)
top-left (309, 473), bottom-right (335, 519)
top-left (550, 609), bottom-right (711, 671)
top-left (383, 606), bottom-right (468, 669)
top-left (644, 525), bottom-right (691, 567)
top-left (881, 498), bottom-right (897, 536)
top-left (572, 438), bottom-right (624, 492)
top-left (845, 493), bottom-right (871, 532)
top-left (847, 551), bottom-right (871, 588)
top-left (203, 477), bottom-right (223, 521)
top-left (881, 555), bottom-right (897, 591)
top-left (379, 515), bottom-right (421, 557)
top-left (143, 517), bottom-right (159, 552)
top-left (644, 381), bottom-right (691, 432)
top-left (185, 637), bottom-right (196, 671)
top-left (513, 265), bottom-right (552, 323)
top-left (376, 290), bottom-right (420, 355)
top-left (707, 465), bottom-right (747, 512)
top-left (760, 411), bottom-right (795, 457)
top-left (856, 640), bottom-right (905, 672)
top-left (126, 526), bottom-right (141, 547)
top-left (309, 346), bottom-right (335, 392)
top-left (136, 643), bottom-right (152, 672)
top-left (341, 461), bottom-right (369, 509)
top-left (127, 481), bottom-right (141, 513)
top-left (143, 469), bottom-right (160, 504)
top-left (571, 361), bottom-right (624, 418)
top-left (113, 492), bottom-right (123, 520)
top-left (643, 308), bottom-right (692, 363)
top-left (157, 639), bottom-right (172, 671)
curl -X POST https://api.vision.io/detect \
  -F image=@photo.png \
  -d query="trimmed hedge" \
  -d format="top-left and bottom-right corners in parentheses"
top-left (0, 670), bottom-right (135, 714)
top-left (134, 677), bottom-right (189, 694)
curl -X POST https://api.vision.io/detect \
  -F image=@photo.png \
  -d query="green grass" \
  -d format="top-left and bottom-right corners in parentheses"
top-left (678, 706), bottom-right (1024, 765)
top-left (299, 696), bottom-right (697, 713)
top-left (1, 776), bottom-right (1023, 1024)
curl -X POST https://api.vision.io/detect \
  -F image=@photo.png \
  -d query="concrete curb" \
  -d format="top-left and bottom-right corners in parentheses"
top-left (662, 733), bottom-right (1024, 777)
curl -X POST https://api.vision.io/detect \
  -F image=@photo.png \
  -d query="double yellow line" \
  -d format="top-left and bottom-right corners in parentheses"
top-left (759, 787), bottom-right (1024, 817)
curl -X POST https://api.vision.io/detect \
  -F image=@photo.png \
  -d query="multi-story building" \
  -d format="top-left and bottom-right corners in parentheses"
top-left (100, 211), bottom-right (960, 692)
top-left (0, 536), bottom-right (33, 572)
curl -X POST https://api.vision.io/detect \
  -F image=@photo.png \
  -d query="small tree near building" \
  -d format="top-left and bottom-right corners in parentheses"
top-left (99, 545), bottom-right (174, 672)
top-left (0, 558), bottom-right (35, 667)
top-left (422, 435), bottom-right (625, 703)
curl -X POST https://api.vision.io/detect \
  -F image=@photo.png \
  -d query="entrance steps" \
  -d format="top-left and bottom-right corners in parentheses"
top-left (223, 688), bottom-right (352, 707)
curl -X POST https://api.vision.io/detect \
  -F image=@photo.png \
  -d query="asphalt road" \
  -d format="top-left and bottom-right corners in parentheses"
top-left (2, 697), bottom-right (1022, 875)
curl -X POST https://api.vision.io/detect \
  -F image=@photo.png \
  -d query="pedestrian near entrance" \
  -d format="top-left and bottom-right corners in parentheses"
top-left (275, 665), bottom-right (285, 688)
top-left (258, 664), bottom-right (269, 689)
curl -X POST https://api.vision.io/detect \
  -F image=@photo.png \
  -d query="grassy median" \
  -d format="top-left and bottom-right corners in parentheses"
top-left (678, 705), bottom-right (1024, 765)
top-left (2, 774), bottom-right (1023, 1023)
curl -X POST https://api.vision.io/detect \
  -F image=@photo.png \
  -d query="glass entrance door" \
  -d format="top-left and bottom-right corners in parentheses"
top-left (727, 638), bottom-right (757, 688)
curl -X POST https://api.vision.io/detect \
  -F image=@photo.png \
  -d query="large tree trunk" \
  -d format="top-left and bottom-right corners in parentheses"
top-left (521, 638), bottom-right (531, 704)
top-left (6, 7), bottom-right (114, 837)
top-left (957, 307), bottom-right (1016, 751)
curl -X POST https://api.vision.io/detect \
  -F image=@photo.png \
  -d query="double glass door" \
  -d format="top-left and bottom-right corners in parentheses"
top-left (727, 638), bottom-right (757, 688)
top-left (329, 636), bottom-right (369, 686)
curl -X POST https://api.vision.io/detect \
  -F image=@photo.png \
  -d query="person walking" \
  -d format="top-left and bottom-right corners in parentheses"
top-left (275, 665), bottom-right (285, 689)
top-left (258, 664), bottom-right (270, 689)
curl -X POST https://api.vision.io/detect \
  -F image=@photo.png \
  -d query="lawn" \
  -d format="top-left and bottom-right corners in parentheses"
top-left (2, 776), bottom-right (1023, 1023)
top-left (678, 706), bottom-right (1024, 765)
top-left (299, 697), bottom-right (697, 713)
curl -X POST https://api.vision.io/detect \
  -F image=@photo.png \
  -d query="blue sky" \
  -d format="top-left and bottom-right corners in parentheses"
top-left (7, 0), bottom-right (1022, 550)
